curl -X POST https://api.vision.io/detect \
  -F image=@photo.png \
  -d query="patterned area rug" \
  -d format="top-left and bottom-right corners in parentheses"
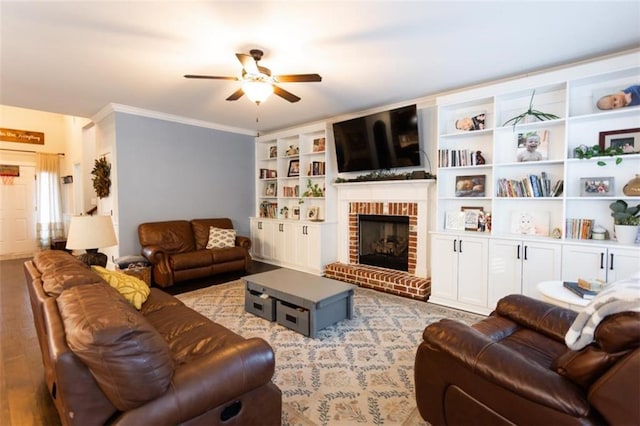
top-left (176, 280), bottom-right (483, 426)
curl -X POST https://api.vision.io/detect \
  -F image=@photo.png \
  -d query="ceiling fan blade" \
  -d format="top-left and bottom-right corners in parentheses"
top-left (273, 85), bottom-right (301, 103)
top-left (184, 74), bottom-right (238, 80)
top-left (236, 53), bottom-right (259, 74)
top-left (226, 88), bottom-right (245, 101)
top-left (275, 74), bottom-right (322, 83)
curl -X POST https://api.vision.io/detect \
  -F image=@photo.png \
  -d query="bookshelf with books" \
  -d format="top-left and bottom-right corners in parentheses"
top-left (431, 51), bottom-right (640, 314)
top-left (251, 123), bottom-right (336, 275)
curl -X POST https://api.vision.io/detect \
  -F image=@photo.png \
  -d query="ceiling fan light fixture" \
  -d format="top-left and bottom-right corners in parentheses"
top-left (242, 80), bottom-right (273, 104)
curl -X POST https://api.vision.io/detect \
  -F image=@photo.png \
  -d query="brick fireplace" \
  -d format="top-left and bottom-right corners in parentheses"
top-left (325, 180), bottom-right (434, 301)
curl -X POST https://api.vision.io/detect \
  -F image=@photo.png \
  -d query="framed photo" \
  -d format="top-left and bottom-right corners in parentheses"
top-left (292, 207), bottom-right (300, 220)
top-left (264, 182), bottom-right (276, 197)
top-left (445, 211), bottom-right (466, 230)
top-left (269, 145), bottom-right (277, 158)
top-left (313, 137), bottom-right (326, 152)
top-left (580, 177), bottom-right (614, 196)
top-left (287, 159), bottom-right (300, 177)
top-left (510, 211), bottom-right (550, 236)
top-left (455, 175), bottom-right (486, 197)
top-left (461, 206), bottom-right (485, 231)
top-left (593, 86), bottom-right (638, 112)
top-left (306, 206), bottom-right (319, 221)
top-left (455, 111), bottom-right (486, 132)
top-left (599, 128), bottom-right (640, 154)
top-left (516, 129), bottom-right (549, 162)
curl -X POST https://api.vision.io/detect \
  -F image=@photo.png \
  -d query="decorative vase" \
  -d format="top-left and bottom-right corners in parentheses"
top-left (623, 174), bottom-right (640, 196)
top-left (614, 224), bottom-right (639, 245)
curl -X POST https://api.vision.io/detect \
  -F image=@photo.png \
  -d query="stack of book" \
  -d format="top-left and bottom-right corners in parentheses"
top-left (437, 149), bottom-right (485, 167)
top-left (563, 280), bottom-right (602, 300)
top-left (496, 173), bottom-right (563, 198)
top-left (565, 218), bottom-right (594, 239)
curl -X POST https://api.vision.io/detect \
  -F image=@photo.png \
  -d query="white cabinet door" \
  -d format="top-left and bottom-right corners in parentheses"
top-left (457, 236), bottom-right (488, 308)
top-left (430, 234), bottom-right (459, 301)
top-left (562, 244), bottom-right (607, 281)
top-left (251, 219), bottom-right (276, 260)
top-left (607, 247), bottom-right (640, 281)
top-left (521, 242), bottom-right (562, 299)
top-left (488, 239), bottom-right (523, 309)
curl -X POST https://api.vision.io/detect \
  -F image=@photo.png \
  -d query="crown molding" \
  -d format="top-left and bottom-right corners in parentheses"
top-left (91, 103), bottom-right (257, 136)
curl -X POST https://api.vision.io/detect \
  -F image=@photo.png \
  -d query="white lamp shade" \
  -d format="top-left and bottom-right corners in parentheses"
top-left (242, 80), bottom-right (273, 104)
top-left (66, 215), bottom-right (117, 250)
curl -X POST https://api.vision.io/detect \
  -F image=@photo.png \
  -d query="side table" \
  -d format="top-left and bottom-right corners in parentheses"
top-left (537, 281), bottom-right (590, 312)
top-left (117, 266), bottom-right (152, 287)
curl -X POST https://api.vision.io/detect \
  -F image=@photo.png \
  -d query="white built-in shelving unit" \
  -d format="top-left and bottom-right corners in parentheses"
top-left (431, 52), bottom-right (640, 315)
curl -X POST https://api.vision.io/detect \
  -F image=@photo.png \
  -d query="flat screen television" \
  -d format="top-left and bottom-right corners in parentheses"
top-left (332, 104), bottom-right (421, 173)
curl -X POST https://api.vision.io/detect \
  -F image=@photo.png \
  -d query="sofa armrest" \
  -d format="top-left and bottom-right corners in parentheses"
top-left (589, 349), bottom-right (640, 425)
top-left (421, 319), bottom-right (590, 417)
top-left (236, 235), bottom-right (251, 250)
top-left (495, 294), bottom-right (578, 342)
top-left (114, 337), bottom-right (276, 425)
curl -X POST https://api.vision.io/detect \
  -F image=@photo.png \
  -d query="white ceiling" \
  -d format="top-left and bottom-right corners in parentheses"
top-left (2, 1), bottom-right (639, 134)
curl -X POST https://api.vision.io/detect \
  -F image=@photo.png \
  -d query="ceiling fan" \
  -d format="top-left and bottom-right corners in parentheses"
top-left (184, 49), bottom-right (322, 104)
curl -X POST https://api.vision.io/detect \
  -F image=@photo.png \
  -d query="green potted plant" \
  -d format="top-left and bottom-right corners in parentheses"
top-left (502, 90), bottom-right (560, 129)
top-left (609, 200), bottom-right (640, 244)
top-left (574, 144), bottom-right (624, 166)
top-left (298, 179), bottom-right (324, 204)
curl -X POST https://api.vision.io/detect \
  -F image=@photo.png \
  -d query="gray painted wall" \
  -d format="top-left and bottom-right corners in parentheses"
top-left (114, 112), bottom-right (255, 256)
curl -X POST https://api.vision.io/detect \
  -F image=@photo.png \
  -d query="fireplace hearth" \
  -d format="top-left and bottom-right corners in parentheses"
top-left (358, 214), bottom-right (409, 272)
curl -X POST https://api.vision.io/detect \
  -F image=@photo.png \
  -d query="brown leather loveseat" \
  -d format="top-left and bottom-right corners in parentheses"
top-left (415, 294), bottom-right (639, 425)
top-left (24, 250), bottom-right (281, 426)
top-left (138, 218), bottom-right (251, 287)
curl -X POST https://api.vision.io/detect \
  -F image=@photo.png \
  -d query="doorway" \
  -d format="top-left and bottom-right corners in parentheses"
top-left (0, 165), bottom-right (37, 259)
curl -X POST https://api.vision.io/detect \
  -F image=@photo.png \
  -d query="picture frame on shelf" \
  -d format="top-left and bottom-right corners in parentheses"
top-left (599, 128), bottom-right (640, 154)
top-left (516, 129), bottom-right (549, 162)
top-left (593, 85), bottom-right (640, 112)
top-left (269, 145), bottom-right (278, 158)
top-left (287, 159), bottom-right (300, 177)
top-left (285, 145), bottom-right (299, 156)
top-left (510, 211), bottom-right (550, 236)
top-left (444, 211), bottom-right (466, 231)
top-left (455, 175), bottom-right (486, 197)
top-left (306, 206), bottom-right (320, 221)
top-left (461, 206), bottom-right (485, 231)
top-left (265, 182), bottom-right (276, 197)
top-left (312, 137), bottom-right (326, 152)
top-left (455, 111), bottom-right (486, 132)
top-left (580, 177), bottom-right (615, 196)
top-left (292, 207), bottom-right (300, 220)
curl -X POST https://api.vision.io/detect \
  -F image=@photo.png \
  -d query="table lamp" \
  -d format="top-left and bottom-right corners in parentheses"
top-left (65, 215), bottom-right (117, 267)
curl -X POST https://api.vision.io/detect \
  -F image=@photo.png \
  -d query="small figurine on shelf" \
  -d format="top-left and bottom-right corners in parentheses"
top-left (475, 151), bottom-right (486, 165)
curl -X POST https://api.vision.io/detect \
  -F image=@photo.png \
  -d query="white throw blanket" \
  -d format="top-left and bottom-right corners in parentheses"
top-left (565, 272), bottom-right (640, 350)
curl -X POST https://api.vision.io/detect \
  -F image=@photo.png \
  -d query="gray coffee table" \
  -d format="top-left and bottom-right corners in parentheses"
top-left (243, 268), bottom-right (357, 338)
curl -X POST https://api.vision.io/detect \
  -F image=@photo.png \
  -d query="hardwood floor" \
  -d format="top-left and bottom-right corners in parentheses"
top-left (0, 256), bottom-right (278, 425)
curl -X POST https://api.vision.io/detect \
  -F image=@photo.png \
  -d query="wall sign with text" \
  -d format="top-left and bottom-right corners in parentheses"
top-left (0, 127), bottom-right (45, 144)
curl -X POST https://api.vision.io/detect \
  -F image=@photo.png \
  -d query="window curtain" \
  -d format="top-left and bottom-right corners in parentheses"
top-left (36, 153), bottom-right (64, 249)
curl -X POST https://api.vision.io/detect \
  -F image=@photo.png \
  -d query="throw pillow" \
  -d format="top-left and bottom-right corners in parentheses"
top-left (91, 265), bottom-right (150, 310)
top-left (206, 226), bottom-right (236, 249)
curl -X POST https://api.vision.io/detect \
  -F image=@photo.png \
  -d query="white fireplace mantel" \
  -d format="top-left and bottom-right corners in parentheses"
top-left (334, 179), bottom-right (435, 278)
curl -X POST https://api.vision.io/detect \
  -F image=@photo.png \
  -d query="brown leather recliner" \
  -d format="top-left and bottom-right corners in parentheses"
top-left (138, 218), bottom-right (251, 287)
top-left (415, 294), bottom-right (640, 425)
top-left (24, 250), bottom-right (281, 426)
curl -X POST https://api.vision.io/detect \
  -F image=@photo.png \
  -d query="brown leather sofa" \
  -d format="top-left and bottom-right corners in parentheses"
top-left (24, 250), bottom-right (281, 426)
top-left (138, 218), bottom-right (251, 287)
top-left (415, 294), bottom-right (639, 425)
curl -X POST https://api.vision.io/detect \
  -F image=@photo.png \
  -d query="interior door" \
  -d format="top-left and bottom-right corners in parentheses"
top-left (0, 166), bottom-right (37, 257)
